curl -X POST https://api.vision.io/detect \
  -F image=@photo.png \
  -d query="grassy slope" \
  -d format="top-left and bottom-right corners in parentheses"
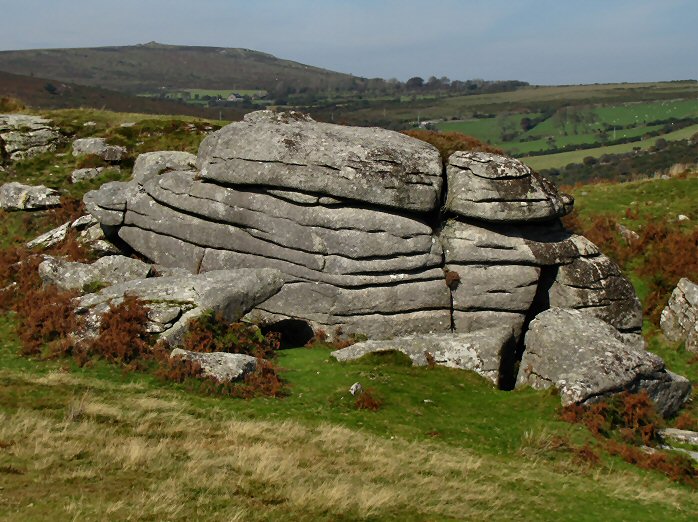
top-left (1, 315), bottom-right (697, 521)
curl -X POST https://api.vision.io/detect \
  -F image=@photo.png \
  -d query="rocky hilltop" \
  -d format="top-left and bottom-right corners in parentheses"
top-left (80, 110), bottom-right (689, 412)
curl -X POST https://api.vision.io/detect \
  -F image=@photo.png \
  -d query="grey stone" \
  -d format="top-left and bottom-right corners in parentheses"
top-left (453, 310), bottom-right (526, 340)
top-left (445, 152), bottom-right (573, 222)
top-left (132, 151), bottom-right (197, 184)
top-left (71, 167), bottom-right (104, 183)
top-left (248, 278), bottom-right (451, 339)
top-left (26, 222), bottom-right (69, 249)
top-left (440, 219), bottom-right (597, 266)
top-left (84, 181), bottom-right (140, 226)
top-left (0, 114), bottom-right (62, 160)
top-left (38, 255), bottom-right (152, 291)
top-left (72, 137), bottom-right (126, 161)
top-left (331, 327), bottom-right (517, 386)
top-left (197, 110), bottom-right (443, 213)
top-left (0, 182), bottom-right (60, 210)
top-left (548, 254), bottom-right (643, 332)
top-left (76, 268), bottom-right (284, 345)
top-left (170, 348), bottom-right (257, 382)
top-left (660, 278), bottom-right (698, 353)
top-left (659, 428), bottom-right (698, 446)
top-left (448, 264), bottom-right (540, 313)
top-left (517, 308), bottom-right (691, 416)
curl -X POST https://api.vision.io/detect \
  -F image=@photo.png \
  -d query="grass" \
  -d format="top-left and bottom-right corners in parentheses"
top-left (1, 312), bottom-right (697, 521)
top-left (523, 123), bottom-right (698, 170)
top-left (568, 175), bottom-right (698, 227)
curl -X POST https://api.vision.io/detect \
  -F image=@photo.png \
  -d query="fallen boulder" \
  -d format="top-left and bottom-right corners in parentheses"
top-left (660, 278), bottom-right (698, 353)
top-left (0, 182), bottom-right (60, 210)
top-left (331, 327), bottom-right (517, 386)
top-left (169, 348), bottom-right (257, 382)
top-left (75, 268), bottom-right (284, 345)
top-left (516, 308), bottom-right (691, 416)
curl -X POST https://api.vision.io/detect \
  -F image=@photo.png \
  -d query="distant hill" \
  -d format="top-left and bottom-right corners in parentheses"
top-left (0, 42), bottom-right (361, 94)
top-left (0, 70), bottom-right (246, 119)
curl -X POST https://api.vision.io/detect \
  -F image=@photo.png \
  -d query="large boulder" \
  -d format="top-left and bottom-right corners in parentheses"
top-left (517, 308), bottom-right (691, 416)
top-left (0, 114), bottom-right (62, 160)
top-left (330, 327), bottom-right (517, 386)
top-left (0, 182), bottom-right (60, 210)
top-left (72, 138), bottom-right (126, 162)
top-left (75, 268), bottom-right (284, 345)
top-left (444, 152), bottom-right (573, 222)
top-left (197, 110), bottom-right (443, 213)
top-left (660, 278), bottom-right (698, 353)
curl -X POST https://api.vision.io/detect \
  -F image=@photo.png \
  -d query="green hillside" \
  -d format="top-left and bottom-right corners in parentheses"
top-left (0, 42), bottom-right (360, 94)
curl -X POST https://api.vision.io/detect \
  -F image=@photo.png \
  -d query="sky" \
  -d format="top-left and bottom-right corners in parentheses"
top-left (0, 0), bottom-right (696, 85)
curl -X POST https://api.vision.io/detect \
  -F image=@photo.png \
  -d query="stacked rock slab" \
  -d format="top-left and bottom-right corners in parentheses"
top-left (83, 112), bottom-right (641, 342)
top-left (0, 114), bottom-right (62, 161)
top-left (85, 111), bottom-right (452, 339)
top-left (441, 151), bottom-right (642, 340)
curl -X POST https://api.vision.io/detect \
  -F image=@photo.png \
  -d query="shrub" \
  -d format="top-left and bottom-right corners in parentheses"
top-left (0, 96), bottom-right (25, 112)
top-left (182, 311), bottom-right (281, 359)
top-left (15, 285), bottom-right (80, 356)
top-left (87, 296), bottom-right (152, 367)
top-left (402, 129), bottom-right (503, 161)
top-left (354, 387), bottom-right (383, 411)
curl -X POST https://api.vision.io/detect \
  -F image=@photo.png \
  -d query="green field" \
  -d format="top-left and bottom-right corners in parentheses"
top-left (436, 95), bottom-right (698, 158)
top-left (522, 123), bottom-right (698, 170)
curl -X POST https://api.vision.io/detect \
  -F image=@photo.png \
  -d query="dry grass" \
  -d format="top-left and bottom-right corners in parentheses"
top-left (1, 378), bottom-right (696, 522)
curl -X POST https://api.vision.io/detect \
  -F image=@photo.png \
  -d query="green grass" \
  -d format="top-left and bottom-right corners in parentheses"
top-left (1, 311), bottom-right (698, 520)
top-left (568, 175), bottom-right (698, 226)
top-left (523, 123), bottom-right (698, 170)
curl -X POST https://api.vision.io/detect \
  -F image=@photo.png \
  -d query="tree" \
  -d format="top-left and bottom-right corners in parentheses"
top-left (405, 76), bottom-right (424, 90)
top-left (44, 82), bottom-right (58, 95)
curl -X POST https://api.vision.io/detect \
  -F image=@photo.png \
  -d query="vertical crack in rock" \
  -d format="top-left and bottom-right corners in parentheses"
top-left (499, 265), bottom-right (558, 390)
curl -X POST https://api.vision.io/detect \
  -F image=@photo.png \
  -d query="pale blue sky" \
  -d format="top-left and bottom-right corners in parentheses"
top-left (0, 0), bottom-right (695, 84)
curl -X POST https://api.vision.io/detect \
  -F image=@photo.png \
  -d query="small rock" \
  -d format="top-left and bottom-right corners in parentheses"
top-left (170, 348), bottom-right (257, 382)
top-left (349, 382), bottom-right (363, 396)
top-left (678, 214), bottom-right (690, 222)
top-left (660, 278), bottom-right (698, 353)
top-left (72, 137), bottom-right (126, 162)
top-left (131, 151), bottom-right (197, 184)
top-left (70, 167), bottom-right (104, 184)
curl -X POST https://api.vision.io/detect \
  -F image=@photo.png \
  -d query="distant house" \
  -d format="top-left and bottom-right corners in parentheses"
top-left (227, 93), bottom-right (244, 102)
